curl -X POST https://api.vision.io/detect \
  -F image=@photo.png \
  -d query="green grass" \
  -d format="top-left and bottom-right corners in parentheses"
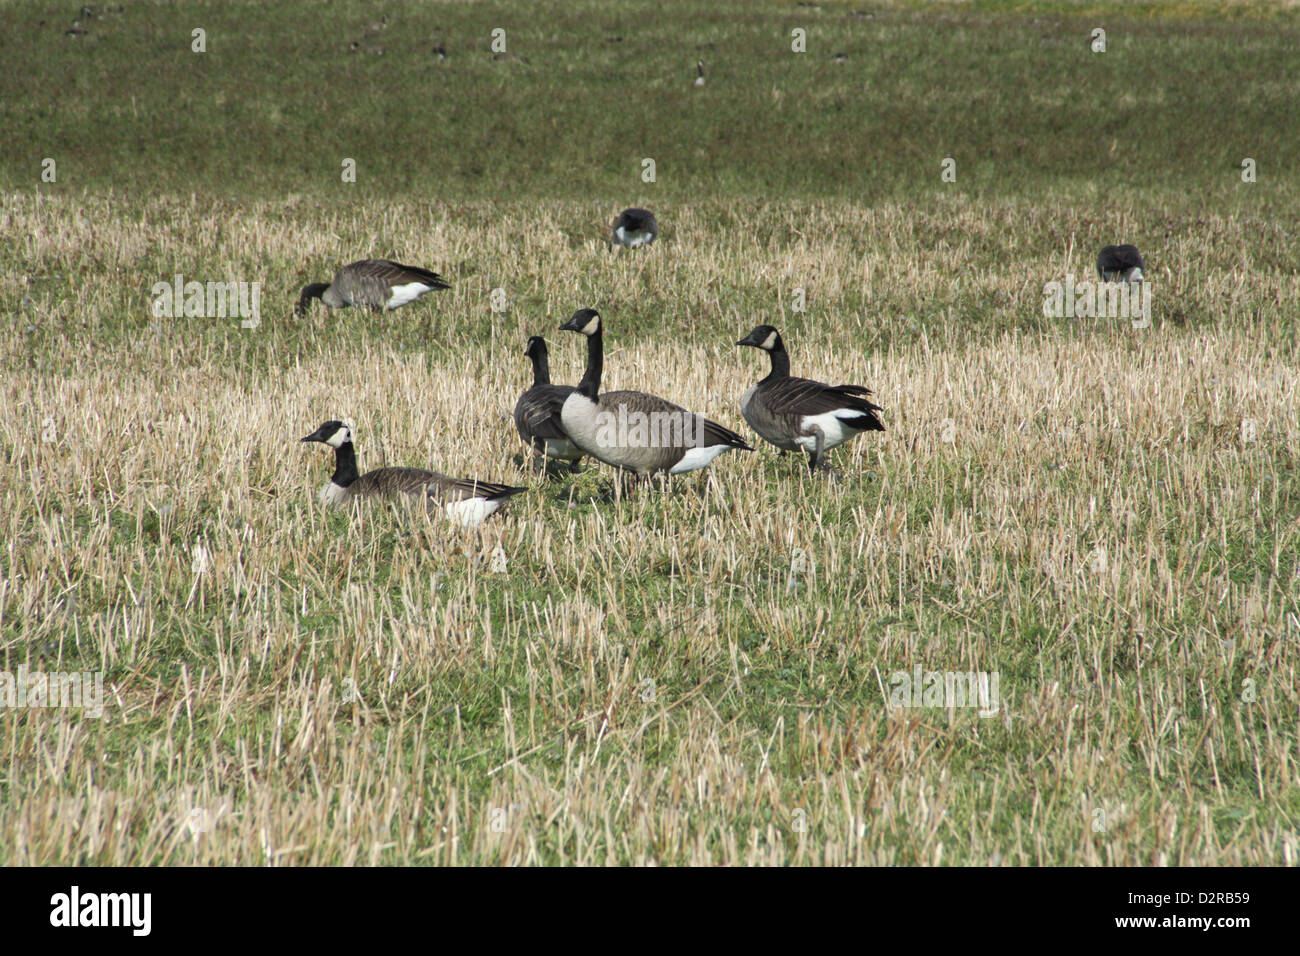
top-left (5, 0), bottom-right (1299, 200)
top-left (0, 0), bottom-right (1297, 866)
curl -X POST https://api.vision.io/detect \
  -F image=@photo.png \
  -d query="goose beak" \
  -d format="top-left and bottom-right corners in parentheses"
top-left (559, 316), bottom-right (580, 332)
top-left (300, 431), bottom-right (321, 443)
top-left (736, 330), bottom-right (760, 347)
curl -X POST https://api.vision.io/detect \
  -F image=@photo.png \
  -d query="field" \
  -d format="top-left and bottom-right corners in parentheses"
top-left (2, 0), bottom-right (1298, 865)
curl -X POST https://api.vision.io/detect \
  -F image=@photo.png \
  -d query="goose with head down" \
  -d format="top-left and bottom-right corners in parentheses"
top-left (296, 259), bottom-right (450, 316)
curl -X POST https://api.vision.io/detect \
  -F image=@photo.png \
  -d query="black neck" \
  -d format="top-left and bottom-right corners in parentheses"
top-left (530, 347), bottom-right (551, 387)
top-left (331, 442), bottom-right (359, 487)
top-left (763, 343), bottom-right (790, 381)
top-left (577, 328), bottom-right (603, 399)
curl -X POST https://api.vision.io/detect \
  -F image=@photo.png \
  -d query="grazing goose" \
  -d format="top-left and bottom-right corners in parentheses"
top-left (300, 420), bottom-right (525, 526)
top-left (558, 309), bottom-right (751, 481)
top-left (736, 325), bottom-right (885, 474)
top-left (1096, 244), bottom-right (1144, 283)
top-left (610, 208), bottom-right (658, 249)
top-left (694, 60), bottom-right (706, 87)
top-left (296, 259), bottom-right (450, 315)
top-left (514, 336), bottom-right (584, 474)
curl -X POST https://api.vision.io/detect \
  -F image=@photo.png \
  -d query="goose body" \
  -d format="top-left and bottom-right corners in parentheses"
top-left (301, 421), bottom-right (525, 526)
top-left (1096, 244), bottom-right (1144, 283)
top-left (611, 208), bottom-right (658, 249)
top-left (558, 309), bottom-right (751, 478)
top-left (297, 259), bottom-right (450, 315)
top-left (514, 336), bottom-right (583, 472)
top-left (736, 325), bottom-right (884, 473)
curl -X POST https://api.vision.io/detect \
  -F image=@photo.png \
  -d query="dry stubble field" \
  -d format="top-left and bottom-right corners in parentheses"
top-left (2, 190), bottom-right (1297, 864)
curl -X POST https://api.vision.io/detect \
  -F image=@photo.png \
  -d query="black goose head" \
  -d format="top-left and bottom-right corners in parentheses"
top-left (300, 420), bottom-right (353, 448)
top-left (524, 335), bottom-right (547, 358)
top-left (737, 325), bottom-right (783, 351)
top-left (561, 308), bottom-right (602, 336)
top-left (296, 283), bottom-right (330, 316)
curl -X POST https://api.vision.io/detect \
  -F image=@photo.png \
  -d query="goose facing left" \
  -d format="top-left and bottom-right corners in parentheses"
top-left (296, 259), bottom-right (451, 315)
top-left (736, 325), bottom-right (884, 473)
top-left (300, 420), bottom-right (525, 526)
top-left (558, 308), bottom-right (752, 480)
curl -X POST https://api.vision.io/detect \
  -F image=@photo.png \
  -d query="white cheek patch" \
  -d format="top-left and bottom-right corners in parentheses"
top-left (762, 331), bottom-right (777, 350)
top-left (582, 316), bottom-right (600, 335)
top-left (325, 427), bottom-right (351, 449)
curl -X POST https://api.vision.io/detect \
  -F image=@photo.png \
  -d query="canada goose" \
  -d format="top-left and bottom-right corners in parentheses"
top-left (300, 420), bottom-right (525, 526)
top-left (694, 60), bottom-right (706, 87)
top-left (610, 208), bottom-right (658, 249)
top-left (558, 309), bottom-right (751, 481)
top-left (296, 259), bottom-right (450, 316)
top-left (736, 325), bottom-right (885, 474)
top-left (1097, 244), bottom-right (1144, 283)
top-left (514, 336), bottom-right (583, 474)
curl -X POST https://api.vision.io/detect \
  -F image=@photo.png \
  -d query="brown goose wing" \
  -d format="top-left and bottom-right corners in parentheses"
top-left (515, 384), bottom-right (574, 443)
top-left (355, 467), bottom-right (525, 504)
top-left (336, 259), bottom-right (450, 309)
top-left (435, 477), bottom-right (528, 503)
top-left (760, 375), bottom-right (883, 417)
top-left (359, 259), bottom-right (451, 289)
top-left (598, 390), bottom-right (753, 454)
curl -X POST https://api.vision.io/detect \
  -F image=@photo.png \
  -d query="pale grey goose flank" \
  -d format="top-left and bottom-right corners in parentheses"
top-left (1096, 244), bottom-right (1144, 283)
top-left (300, 420), bottom-right (525, 526)
top-left (610, 208), bottom-right (658, 249)
top-left (514, 336), bottom-right (583, 474)
top-left (296, 259), bottom-right (451, 315)
top-left (558, 309), bottom-right (751, 481)
top-left (736, 325), bottom-right (884, 474)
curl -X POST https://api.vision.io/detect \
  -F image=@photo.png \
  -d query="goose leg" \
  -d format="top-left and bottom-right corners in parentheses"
top-left (569, 459), bottom-right (583, 475)
top-left (806, 426), bottom-right (826, 473)
top-left (807, 426), bottom-right (842, 480)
